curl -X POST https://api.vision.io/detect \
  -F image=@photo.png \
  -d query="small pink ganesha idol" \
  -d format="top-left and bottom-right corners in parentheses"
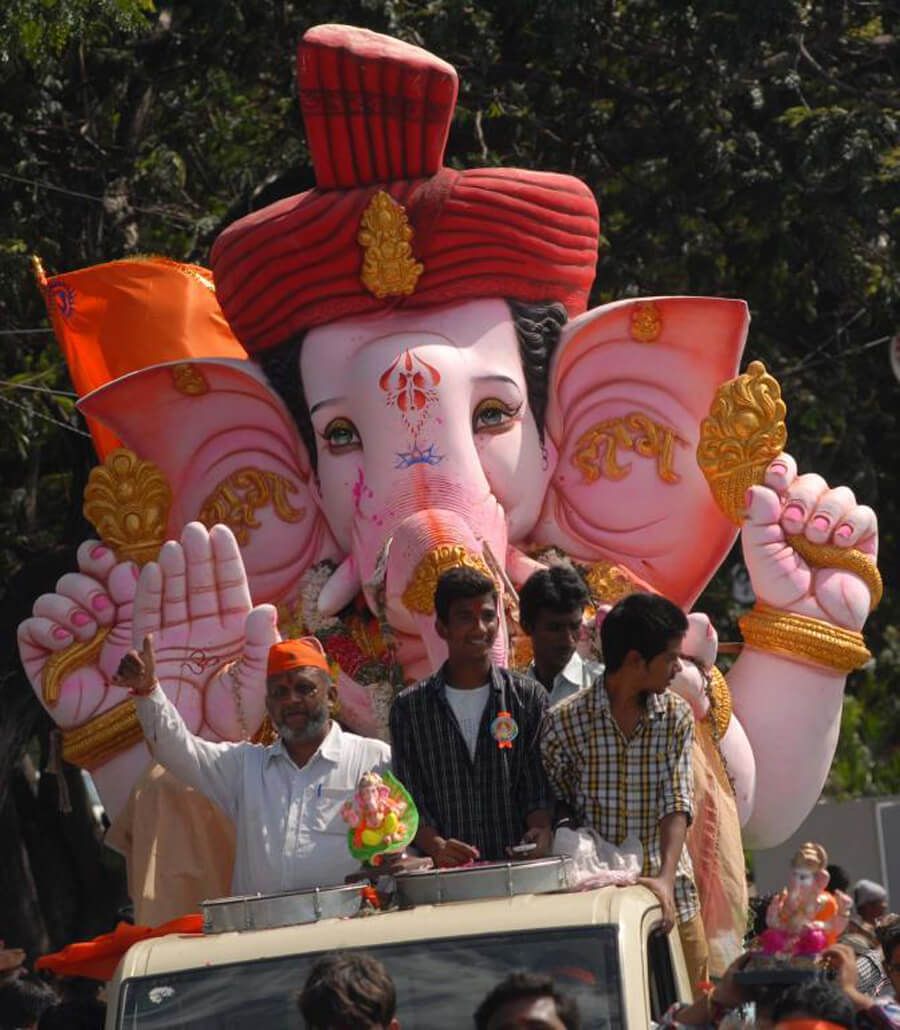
top-left (342, 771), bottom-right (410, 853)
top-left (759, 842), bottom-right (851, 958)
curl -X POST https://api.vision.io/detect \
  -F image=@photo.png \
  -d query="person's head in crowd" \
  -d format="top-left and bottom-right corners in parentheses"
top-left (473, 972), bottom-right (580, 1030)
top-left (298, 952), bottom-right (399, 1030)
top-left (266, 638), bottom-right (336, 746)
top-left (853, 879), bottom-right (888, 925)
top-left (599, 592), bottom-right (688, 693)
top-left (518, 566), bottom-right (589, 680)
top-left (0, 976), bottom-right (57, 1030)
top-left (826, 864), bottom-right (850, 895)
top-left (434, 568), bottom-right (498, 667)
top-left (877, 917), bottom-right (900, 997)
top-left (769, 976), bottom-right (855, 1028)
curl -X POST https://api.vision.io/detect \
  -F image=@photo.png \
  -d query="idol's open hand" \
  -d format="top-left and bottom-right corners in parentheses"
top-left (742, 453), bottom-right (878, 631)
top-left (126, 522), bottom-right (278, 738)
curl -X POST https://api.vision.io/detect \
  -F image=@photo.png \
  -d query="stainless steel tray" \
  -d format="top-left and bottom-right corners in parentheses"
top-left (201, 883), bottom-right (365, 933)
top-left (394, 856), bottom-right (572, 907)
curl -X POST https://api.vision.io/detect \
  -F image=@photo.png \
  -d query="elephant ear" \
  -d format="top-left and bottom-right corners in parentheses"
top-left (80, 358), bottom-right (336, 604)
top-left (533, 297), bottom-right (748, 607)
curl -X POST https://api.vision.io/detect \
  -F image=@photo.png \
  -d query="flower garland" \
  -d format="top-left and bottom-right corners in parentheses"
top-left (277, 561), bottom-right (405, 731)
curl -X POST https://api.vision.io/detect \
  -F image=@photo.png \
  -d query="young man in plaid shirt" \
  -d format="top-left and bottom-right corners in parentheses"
top-left (541, 592), bottom-right (708, 993)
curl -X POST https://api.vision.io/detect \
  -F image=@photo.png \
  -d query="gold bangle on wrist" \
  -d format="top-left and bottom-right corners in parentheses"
top-left (739, 602), bottom-right (871, 674)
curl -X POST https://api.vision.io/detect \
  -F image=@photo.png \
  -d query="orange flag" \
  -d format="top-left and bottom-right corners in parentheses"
top-left (34, 255), bottom-right (248, 459)
top-left (35, 914), bottom-right (204, 982)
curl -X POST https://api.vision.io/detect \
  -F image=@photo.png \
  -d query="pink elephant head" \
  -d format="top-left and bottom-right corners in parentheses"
top-left (82, 291), bottom-right (747, 675)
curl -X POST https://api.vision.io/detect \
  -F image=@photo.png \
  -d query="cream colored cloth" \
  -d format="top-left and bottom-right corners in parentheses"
top-left (686, 721), bottom-right (748, 977)
top-left (106, 763), bottom-right (236, 925)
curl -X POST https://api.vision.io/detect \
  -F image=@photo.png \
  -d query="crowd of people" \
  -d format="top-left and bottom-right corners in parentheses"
top-left (2, 563), bottom-right (895, 1029)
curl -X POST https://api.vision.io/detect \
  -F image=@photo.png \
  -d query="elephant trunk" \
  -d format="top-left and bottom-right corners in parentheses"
top-left (379, 508), bottom-right (509, 671)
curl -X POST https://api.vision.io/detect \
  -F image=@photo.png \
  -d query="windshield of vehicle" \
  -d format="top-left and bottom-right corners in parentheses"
top-left (117, 925), bottom-right (624, 1028)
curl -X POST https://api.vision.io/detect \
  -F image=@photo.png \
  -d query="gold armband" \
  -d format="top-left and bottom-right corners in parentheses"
top-left (739, 602), bottom-right (871, 674)
top-left (705, 666), bottom-right (733, 740)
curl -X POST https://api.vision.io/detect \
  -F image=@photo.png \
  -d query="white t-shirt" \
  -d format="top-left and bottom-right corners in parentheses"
top-left (444, 683), bottom-right (491, 760)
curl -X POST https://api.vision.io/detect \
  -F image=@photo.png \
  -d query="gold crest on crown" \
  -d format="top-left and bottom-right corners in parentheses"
top-left (358, 191), bottom-right (424, 299)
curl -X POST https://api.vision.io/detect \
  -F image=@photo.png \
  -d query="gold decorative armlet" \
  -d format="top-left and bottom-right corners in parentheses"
top-left (705, 666), bottom-right (732, 740)
top-left (739, 602), bottom-right (871, 674)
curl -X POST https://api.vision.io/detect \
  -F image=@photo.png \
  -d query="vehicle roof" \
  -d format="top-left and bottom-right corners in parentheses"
top-left (116, 884), bottom-right (662, 981)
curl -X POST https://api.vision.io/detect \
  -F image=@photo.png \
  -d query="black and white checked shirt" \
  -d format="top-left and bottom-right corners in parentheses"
top-left (389, 664), bottom-right (553, 861)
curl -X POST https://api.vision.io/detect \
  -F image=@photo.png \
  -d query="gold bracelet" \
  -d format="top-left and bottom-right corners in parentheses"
top-left (739, 602), bottom-right (871, 674)
top-left (62, 698), bottom-right (144, 770)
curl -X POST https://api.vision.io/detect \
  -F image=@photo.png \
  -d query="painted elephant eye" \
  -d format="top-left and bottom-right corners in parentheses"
top-left (321, 417), bottom-right (362, 454)
top-left (473, 397), bottom-right (522, 435)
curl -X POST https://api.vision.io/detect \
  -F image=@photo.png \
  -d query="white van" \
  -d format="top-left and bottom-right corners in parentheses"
top-left (106, 880), bottom-right (690, 1029)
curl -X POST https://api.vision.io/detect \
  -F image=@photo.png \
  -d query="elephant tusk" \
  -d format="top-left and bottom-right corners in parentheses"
top-left (482, 540), bottom-right (519, 605)
top-left (318, 556), bottom-right (363, 616)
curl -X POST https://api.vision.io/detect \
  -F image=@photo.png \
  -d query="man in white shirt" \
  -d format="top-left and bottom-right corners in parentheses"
top-left (113, 634), bottom-right (390, 896)
top-left (519, 565), bottom-right (602, 706)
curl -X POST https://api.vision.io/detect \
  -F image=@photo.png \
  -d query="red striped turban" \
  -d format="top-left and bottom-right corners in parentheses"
top-left (211, 24), bottom-right (600, 354)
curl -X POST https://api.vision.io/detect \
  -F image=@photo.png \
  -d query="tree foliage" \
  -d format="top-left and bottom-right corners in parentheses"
top-left (0, 0), bottom-right (897, 950)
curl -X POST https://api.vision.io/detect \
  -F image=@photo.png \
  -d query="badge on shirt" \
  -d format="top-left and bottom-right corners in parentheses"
top-left (490, 710), bottom-right (518, 749)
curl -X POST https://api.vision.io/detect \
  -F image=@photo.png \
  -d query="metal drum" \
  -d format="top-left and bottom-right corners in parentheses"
top-left (394, 856), bottom-right (573, 908)
top-left (201, 883), bottom-right (365, 934)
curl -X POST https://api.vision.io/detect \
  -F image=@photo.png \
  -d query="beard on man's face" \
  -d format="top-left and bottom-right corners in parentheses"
top-left (276, 705), bottom-right (329, 743)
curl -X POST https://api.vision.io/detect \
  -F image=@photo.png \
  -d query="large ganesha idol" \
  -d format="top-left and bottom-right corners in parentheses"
top-left (19, 24), bottom-right (881, 878)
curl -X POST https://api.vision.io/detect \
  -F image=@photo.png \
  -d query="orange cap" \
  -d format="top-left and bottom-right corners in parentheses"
top-left (267, 637), bottom-right (330, 676)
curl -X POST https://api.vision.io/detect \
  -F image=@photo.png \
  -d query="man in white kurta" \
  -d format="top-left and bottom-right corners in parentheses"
top-left (115, 635), bottom-right (390, 896)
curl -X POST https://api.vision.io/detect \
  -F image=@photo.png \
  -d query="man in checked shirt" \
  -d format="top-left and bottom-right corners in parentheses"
top-left (541, 592), bottom-right (709, 994)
